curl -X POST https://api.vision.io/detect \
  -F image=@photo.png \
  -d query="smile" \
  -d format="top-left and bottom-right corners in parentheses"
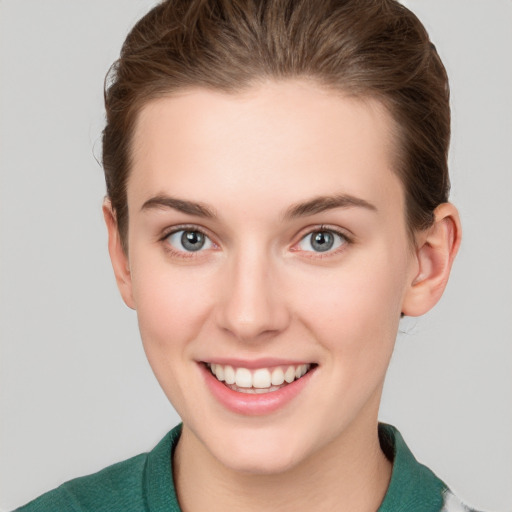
top-left (206, 363), bottom-right (313, 394)
top-left (200, 360), bottom-right (317, 415)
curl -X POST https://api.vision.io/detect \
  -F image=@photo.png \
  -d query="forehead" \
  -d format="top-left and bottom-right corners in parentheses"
top-left (128, 81), bottom-right (404, 219)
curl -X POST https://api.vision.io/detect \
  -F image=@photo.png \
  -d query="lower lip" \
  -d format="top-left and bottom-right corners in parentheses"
top-left (200, 363), bottom-right (316, 416)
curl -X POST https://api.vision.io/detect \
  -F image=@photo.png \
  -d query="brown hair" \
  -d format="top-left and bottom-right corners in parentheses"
top-left (102, 0), bottom-right (450, 250)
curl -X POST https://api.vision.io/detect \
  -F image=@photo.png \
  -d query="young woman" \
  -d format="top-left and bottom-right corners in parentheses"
top-left (12, 0), bottom-right (482, 510)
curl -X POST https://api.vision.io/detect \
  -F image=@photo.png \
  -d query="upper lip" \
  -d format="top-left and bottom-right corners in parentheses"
top-left (200, 358), bottom-right (315, 369)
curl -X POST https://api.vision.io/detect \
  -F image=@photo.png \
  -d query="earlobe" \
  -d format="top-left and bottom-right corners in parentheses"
top-left (402, 203), bottom-right (461, 317)
top-left (102, 199), bottom-right (136, 310)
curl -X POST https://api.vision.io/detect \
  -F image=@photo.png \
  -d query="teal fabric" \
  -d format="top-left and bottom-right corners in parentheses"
top-left (14, 426), bottom-right (183, 512)
top-left (378, 424), bottom-right (446, 511)
top-left (15, 423), bottom-right (451, 511)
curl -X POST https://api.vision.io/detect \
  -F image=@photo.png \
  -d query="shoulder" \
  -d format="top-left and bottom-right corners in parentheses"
top-left (13, 426), bottom-right (182, 512)
top-left (14, 452), bottom-right (149, 512)
top-left (378, 424), bottom-right (480, 512)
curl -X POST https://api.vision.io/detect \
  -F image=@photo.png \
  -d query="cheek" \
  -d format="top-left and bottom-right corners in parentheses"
top-left (129, 252), bottom-right (215, 360)
top-left (128, 253), bottom-right (220, 417)
top-left (293, 247), bottom-right (408, 363)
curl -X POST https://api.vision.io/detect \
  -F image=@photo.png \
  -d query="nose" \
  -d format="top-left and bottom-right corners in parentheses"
top-left (215, 246), bottom-right (290, 343)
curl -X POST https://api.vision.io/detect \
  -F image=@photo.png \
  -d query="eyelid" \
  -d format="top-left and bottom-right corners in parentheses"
top-left (291, 224), bottom-right (353, 256)
top-left (159, 223), bottom-right (219, 257)
top-left (158, 223), bottom-right (352, 259)
top-left (160, 223), bottom-right (214, 241)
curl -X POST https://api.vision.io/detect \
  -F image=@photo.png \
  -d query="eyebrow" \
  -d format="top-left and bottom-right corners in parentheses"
top-left (283, 194), bottom-right (377, 220)
top-left (141, 195), bottom-right (216, 218)
top-left (140, 193), bottom-right (377, 220)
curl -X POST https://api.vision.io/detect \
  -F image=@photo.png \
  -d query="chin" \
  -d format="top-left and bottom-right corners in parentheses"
top-left (217, 445), bottom-right (302, 476)
top-left (205, 422), bottom-right (311, 475)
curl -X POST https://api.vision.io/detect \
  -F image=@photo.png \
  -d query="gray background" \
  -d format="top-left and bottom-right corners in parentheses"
top-left (1, 1), bottom-right (511, 510)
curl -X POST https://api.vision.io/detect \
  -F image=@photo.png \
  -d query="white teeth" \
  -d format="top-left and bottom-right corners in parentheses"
top-left (284, 366), bottom-right (296, 383)
top-left (253, 368), bottom-right (271, 388)
top-left (224, 365), bottom-right (235, 385)
top-left (214, 364), bottom-right (225, 382)
top-left (235, 368), bottom-right (252, 388)
top-left (207, 363), bottom-right (313, 391)
top-left (271, 367), bottom-right (285, 386)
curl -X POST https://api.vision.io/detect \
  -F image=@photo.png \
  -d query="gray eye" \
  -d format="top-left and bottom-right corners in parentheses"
top-left (181, 231), bottom-right (205, 251)
top-left (166, 230), bottom-right (212, 252)
top-left (312, 231), bottom-right (333, 252)
top-left (298, 230), bottom-right (345, 253)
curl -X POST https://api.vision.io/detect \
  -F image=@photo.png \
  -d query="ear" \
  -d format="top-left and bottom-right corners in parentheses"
top-left (102, 199), bottom-right (136, 310)
top-left (401, 203), bottom-right (461, 317)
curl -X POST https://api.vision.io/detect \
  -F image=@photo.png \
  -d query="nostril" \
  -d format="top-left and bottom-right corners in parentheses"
top-left (216, 299), bottom-right (291, 342)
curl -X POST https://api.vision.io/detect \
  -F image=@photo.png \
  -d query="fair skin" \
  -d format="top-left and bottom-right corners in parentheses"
top-left (104, 81), bottom-right (460, 512)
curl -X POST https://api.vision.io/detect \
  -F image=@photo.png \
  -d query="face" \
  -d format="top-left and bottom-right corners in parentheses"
top-left (118, 81), bottom-right (420, 474)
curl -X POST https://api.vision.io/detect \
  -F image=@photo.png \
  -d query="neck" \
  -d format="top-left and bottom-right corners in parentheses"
top-left (174, 414), bottom-right (392, 512)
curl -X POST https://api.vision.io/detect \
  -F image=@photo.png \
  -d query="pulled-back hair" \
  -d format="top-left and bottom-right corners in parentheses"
top-left (103, 0), bottom-right (450, 250)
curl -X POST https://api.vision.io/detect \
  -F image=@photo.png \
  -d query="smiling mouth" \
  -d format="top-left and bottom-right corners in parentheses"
top-left (205, 362), bottom-right (315, 394)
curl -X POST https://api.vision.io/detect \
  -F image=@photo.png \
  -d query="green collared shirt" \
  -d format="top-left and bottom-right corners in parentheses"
top-left (14, 423), bottom-right (473, 512)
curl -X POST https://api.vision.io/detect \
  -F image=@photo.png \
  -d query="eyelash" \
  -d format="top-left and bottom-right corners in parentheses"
top-left (159, 224), bottom-right (352, 260)
top-left (160, 224), bottom-right (215, 259)
top-left (292, 225), bottom-right (352, 259)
